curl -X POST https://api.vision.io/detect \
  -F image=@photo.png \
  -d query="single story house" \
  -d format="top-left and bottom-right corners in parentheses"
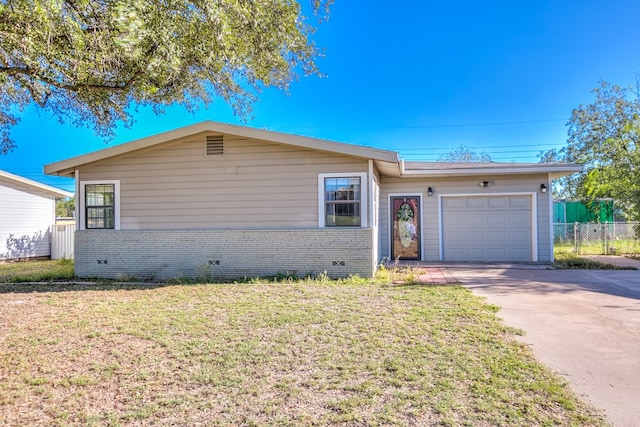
top-left (44, 121), bottom-right (580, 279)
top-left (0, 170), bottom-right (73, 260)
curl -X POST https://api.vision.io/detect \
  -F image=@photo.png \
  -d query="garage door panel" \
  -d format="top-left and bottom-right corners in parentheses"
top-left (465, 230), bottom-right (486, 241)
top-left (443, 198), bottom-right (464, 209)
top-left (509, 196), bottom-right (530, 208)
top-left (487, 197), bottom-right (507, 208)
top-left (466, 198), bottom-right (486, 209)
top-left (445, 213), bottom-right (468, 226)
top-left (508, 248), bottom-right (531, 261)
top-left (487, 214), bottom-right (509, 227)
top-left (464, 215), bottom-right (487, 227)
top-left (467, 248), bottom-right (491, 259)
top-left (509, 230), bottom-right (530, 241)
top-left (486, 248), bottom-right (509, 259)
top-left (442, 195), bottom-right (533, 262)
top-left (447, 231), bottom-right (466, 241)
top-left (487, 230), bottom-right (507, 241)
top-left (445, 248), bottom-right (466, 259)
top-left (508, 212), bottom-right (531, 226)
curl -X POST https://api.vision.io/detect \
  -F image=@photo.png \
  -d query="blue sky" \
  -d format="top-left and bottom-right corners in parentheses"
top-left (2, 0), bottom-right (640, 193)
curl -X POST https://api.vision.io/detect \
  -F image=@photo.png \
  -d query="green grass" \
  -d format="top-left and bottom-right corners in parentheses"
top-left (553, 250), bottom-right (636, 270)
top-left (0, 259), bottom-right (75, 282)
top-left (0, 269), bottom-right (606, 426)
top-left (555, 239), bottom-right (640, 256)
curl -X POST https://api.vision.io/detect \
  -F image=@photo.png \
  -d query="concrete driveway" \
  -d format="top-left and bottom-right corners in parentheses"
top-left (449, 267), bottom-right (640, 427)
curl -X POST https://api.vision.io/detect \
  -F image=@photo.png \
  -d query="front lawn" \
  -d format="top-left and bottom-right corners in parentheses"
top-left (0, 258), bottom-right (75, 282)
top-left (0, 273), bottom-right (605, 425)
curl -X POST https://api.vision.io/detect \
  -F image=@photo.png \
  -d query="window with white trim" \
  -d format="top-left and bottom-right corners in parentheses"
top-left (80, 180), bottom-right (120, 230)
top-left (318, 173), bottom-right (368, 227)
top-left (86, 184), bottom-right (114, 228)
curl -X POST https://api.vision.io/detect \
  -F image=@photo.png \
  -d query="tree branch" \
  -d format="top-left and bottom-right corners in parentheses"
top-left (1, 63), bottom-right (146, 94)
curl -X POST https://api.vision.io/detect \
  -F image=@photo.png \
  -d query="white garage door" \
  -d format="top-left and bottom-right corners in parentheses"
top-left (441, 195), bottom-right (534, 262)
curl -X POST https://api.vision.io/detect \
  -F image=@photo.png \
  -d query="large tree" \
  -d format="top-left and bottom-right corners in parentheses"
top-left (0, 0), bottom-right (332, 153)
top-left (540, 81), bottom-right (640, 220)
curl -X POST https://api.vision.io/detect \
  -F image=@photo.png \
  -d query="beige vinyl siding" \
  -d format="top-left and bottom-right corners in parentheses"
top-left (379, 174), bottom-right (552, 262)
top-left (78, 133), bottom-right (369, 230)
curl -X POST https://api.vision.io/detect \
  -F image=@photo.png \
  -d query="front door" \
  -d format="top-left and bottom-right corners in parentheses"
top-left (391, 196), bottom-right (421, 260)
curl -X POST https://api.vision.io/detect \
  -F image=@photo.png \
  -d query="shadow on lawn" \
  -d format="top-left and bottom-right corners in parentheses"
top-left (0, 280), bottom-right (190, 294)
top-left (0, 278), bottom-right (461, 294)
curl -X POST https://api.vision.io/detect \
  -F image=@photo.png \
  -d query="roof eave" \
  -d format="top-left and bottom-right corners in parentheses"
top-left (0, 170), bottom-right (73, 197)
top-left (401, 165), bottom-right (582, 178)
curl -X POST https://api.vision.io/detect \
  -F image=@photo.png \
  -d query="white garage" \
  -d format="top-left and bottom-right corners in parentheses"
top-left (440, 194), bottom-right (536, 262)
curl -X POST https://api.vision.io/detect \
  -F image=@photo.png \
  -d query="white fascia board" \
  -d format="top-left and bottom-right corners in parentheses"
top-left (401, 165), bottom-right (582, 178)
top-left (0, 169), bottom-right (73, 197)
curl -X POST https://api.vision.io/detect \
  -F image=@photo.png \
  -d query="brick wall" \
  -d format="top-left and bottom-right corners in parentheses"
top-left (74, 229), bottom-right (375, 280)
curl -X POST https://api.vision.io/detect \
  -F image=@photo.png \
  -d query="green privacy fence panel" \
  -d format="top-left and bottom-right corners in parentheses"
top-left (553, 201), bottom-right (614, 223)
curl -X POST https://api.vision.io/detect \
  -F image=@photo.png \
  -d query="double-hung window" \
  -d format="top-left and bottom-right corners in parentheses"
top-left (81, 181), bottom-right (120, 230)
top-left (318, 173), bottom-right (367, 227)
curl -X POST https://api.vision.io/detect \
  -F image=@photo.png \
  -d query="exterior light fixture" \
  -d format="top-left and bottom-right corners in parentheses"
top-left (540, 184), bottom-right (547, 193)
top-left (427, 187), bottom-right (433, 196)
top-left (479, 181), bottom-right (491, 188)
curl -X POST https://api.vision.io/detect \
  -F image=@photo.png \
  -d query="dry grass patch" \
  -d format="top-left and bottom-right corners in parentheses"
top-left (553, 250), bottom-right (636, 270)
top-left (0, 277), bottom-right (606, 426)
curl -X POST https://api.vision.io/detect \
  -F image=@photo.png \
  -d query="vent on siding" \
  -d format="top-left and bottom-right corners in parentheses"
top-left (206, 135), bottom-right (224, 156)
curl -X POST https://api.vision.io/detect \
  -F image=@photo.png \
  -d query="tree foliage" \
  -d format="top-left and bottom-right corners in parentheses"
top-left (438, 145), bottom-right (492, 162)
top-left (0, 0), bottom-right (332, 153)
top-left (55, 197), bottom-right (75, 218)
top-left (539, 81), bottom-right (640, 220)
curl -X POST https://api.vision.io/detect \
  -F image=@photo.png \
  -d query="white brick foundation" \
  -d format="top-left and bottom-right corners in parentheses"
top-left (74, 229), bottom-right (375, 280)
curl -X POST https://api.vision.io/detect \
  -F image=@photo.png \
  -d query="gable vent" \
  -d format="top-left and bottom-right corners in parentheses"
top-left (206, 135), bottom-right (224, 156)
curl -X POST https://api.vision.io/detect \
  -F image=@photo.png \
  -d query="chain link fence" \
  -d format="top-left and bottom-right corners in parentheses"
top-left (554, 222), bottom-right (640, 255)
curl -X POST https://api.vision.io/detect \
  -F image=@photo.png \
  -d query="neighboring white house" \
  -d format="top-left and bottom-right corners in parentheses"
top-left (0, 170), bottom-right (73, 260)
top-left (44, 121), bottom-right (581, 279)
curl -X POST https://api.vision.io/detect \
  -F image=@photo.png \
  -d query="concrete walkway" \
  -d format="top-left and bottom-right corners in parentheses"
top-left (416, 267), bottom-right (457, 284)
top-left (448, 264), bottom-right (640, 427)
